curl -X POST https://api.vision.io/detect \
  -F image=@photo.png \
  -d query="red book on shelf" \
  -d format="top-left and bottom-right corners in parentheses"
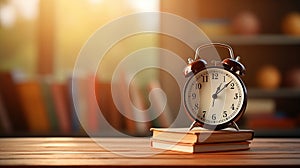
top-left (114, 71), bottom-right (136, 135)
top-left (96, 81), bottom-right (123, 132)
top-left (51, 82), bottom-right (72, 134)
top-left (86, 75), bottom-right (100, 134)
top-left (0, 72), bottom-right (28, 133)
top-left (73, 75), bottom-right (99, 134)
top-left (114, 71), bottom-right (151, 136)
top-left (0, 93), bottom-right (13, 134)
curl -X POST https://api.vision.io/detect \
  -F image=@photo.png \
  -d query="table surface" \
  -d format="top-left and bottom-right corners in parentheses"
top-left (0, 137), bottom-right (300, 167)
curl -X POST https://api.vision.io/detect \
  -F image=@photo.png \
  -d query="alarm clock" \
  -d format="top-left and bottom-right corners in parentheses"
top-left (183, 43), bottom-right (247, 130)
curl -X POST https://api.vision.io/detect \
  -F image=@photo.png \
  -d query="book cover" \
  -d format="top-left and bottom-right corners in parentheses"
top-left (129, 79), bottom-right (151, 136)
top-left (17, 81), bottom-right (50, 133)
top-left (86, 75), bottom-right (100, 134)
top-left (51, 82), bottom-right (72, 134)
top-left (113, 71), bottom-right (139, 136)
top-left (68, 78), bottom-right (84, 134)
top-left (151, 139), bottom-right (250, 153)
top-left (96, 81), bottom-right (123, 133)
top-left (115, 70), bottom-right (151, 136)
top-left (151, 127), bottom-right (254, 144)
top-left (246, 113), bottom-right (296, 129)
top-left (0, 93), bottom-right (13, 134)
top-left (147, 80), bottom-right (173, 128)
top-left (0, 72), bottom-right (28, 132)
top-left (40, 78), bottom-right (59, 132)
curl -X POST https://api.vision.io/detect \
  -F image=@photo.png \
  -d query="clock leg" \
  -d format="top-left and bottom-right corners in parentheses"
top-left (189, 120), bottom-right (201, 131)
top-left (230, 121), bottom-right (240, 131)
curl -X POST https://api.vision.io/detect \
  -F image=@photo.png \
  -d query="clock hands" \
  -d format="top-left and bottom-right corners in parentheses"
top-left (216, 79), bottom-right (234, 95)
top-left (211, 79), bottom-right (234, 107)
top-left (212, 83), bottom-right (222, 107)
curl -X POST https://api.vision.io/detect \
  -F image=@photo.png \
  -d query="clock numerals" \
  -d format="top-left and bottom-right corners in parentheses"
top-left (192, 103), bottom-right (199, 111)
top-left (230, 83), bottom-right (235, 89)
top-left (212, 114), bottom-right (216, 120)
top-left (234, 93), bottom-right (239, 99)
top-left (196, 111), bottom-right (207, 120)
top-left (195, 83), bottom-right (202, 90)
top-left (197, 110), bottom-right (206, 118)
top-left (201, 75), bottom-right (208, 82)
top-left (212, 73), bottom-right (218, 80)
top-left (231, 103), bottom-right (235, 110)
top-left (223, 111), bottom-right (228, 118)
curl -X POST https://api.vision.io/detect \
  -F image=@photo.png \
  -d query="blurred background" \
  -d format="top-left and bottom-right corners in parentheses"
top-left (0, 0), bottom-right (300, 137)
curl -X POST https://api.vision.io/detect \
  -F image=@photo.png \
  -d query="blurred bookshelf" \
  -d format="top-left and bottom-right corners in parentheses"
top-left (0, 0), bottom-right (163, 137)
top-left (1, 0), bottom-right (300, 137)
top-left (210, 35), bottom-right (300, 45)
top-left (0, 71), bottom-right (173, 137)
top-left (248, 88), bottom-right (300, 99)
top-left (160, 0), bottom-right (300, 137)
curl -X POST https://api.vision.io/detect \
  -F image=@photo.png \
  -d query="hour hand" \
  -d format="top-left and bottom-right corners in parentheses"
top-left (212, 83), bottom-right (222, 107)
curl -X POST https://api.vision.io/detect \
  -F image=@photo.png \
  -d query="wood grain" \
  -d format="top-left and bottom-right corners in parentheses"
top-left (0, 138), bottom-right (300, 167)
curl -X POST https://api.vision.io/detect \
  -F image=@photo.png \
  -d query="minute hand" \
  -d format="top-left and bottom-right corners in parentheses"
top-left (215, 79), bottom-right (233, 95)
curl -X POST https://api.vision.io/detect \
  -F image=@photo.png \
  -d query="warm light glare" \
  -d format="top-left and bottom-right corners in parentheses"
top-left (0, 0), bottom-right (39, 28)
top-left (88, 0), bottom-right (103, 5)
top-left (11, 0), bottom-right (39, 20)
top-left (129, 0), bottom-right (159, 12)
top-left (0, 4), bottom-right (16, 28)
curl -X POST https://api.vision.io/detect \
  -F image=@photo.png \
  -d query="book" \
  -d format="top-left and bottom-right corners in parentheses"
top-left (0, 72), bottom-right (28, 132)
top-left (246, 98), bottom-right (275, 114)
top-left (40, 78), bottom-right (59, 132)
top-left (96, 81), bottom-right (123, 133)
top-left (51, 82), bottom-right (72, 134)
top-left (129, 79), bottom-right (151, 136)
top-left (0, 93), bottom-right (12, 134)
top-left (17, 81), bottom-right (50, 133)
top-left (114, 71), bottom-right (137, 135)
top-left (113, 70), bottom-right (151, 136)
top-left (68, 77), bottom-right (85, 134)
top-left (86, 75), bottom-right (100, 134)
top-left (246, 113), bottom-right (296, 129)
top-left (147, 81), bottom-right (173, 128)
top-left (150, 139), bottom-right (250, 153)
top-left (151, 127), bottom-right (254, 144)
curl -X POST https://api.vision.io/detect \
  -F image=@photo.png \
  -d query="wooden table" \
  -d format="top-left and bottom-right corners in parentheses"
top-left (0, 137), bottom-right (300, 167)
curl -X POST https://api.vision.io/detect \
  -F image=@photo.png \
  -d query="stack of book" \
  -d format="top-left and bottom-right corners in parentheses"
top-left (150, 127), bottom-right (254, 153)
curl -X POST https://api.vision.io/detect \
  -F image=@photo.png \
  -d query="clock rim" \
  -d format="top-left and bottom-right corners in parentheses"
top-left (183, 66), bottom-right (248, 130)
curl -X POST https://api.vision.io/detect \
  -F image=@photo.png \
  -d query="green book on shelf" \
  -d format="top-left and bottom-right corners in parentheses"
top-left (150, 127), bottom-right (254, 144)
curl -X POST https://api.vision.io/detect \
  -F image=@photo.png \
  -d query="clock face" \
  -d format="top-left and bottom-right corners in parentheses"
top-left (183, 67), bottom-right (247, 129)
